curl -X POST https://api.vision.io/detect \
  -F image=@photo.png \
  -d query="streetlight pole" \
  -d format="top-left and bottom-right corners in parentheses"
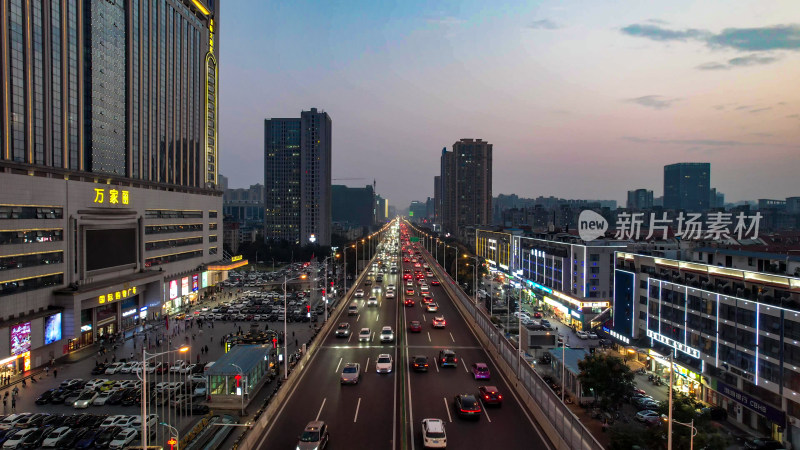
top-left (139, 346), bottom-right (189, 448)
top-left (159, 422), bottom-right (179, 450)
top-left (283, 274), bottom-right (306, 380)
top-left (668, 352), bottom-right (674, 450)
top-left (229, 363), bottom-right (245, 416)
top-left (558, 333), bottom-right (566, 403)
top-left (672, 419), bottom-right (697, 450)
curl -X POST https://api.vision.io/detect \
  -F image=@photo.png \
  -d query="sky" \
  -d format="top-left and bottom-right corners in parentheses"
top-left (219, 0), bottom-right (800, 209)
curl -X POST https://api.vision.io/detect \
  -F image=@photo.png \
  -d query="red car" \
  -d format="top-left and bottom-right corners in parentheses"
top-left (406, 288), bottom-right (415, 295)
top-left (533, 311), bottom-right (543, 318)
top-left (432, 316), bottom-right (446, 328)
top-left (478, 385), bottom-right (503, 406)
top-left (409, 321), bottom-right (422, 332)
top-left (430, 280), bottom-right (440, 286)
top-left (404, 298), bottom-right (415, 307)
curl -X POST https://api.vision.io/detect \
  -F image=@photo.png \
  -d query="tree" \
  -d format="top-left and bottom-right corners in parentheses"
top-left (653, 392), bottom-right (730, 450)
top-left (577, 353), bottom-right (635, 409)
top-left (609, 422), bottom-right (659, 450)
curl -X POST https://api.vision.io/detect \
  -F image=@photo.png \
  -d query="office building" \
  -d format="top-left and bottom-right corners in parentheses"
top-left (332, 184), bottom-right (374, 229)
top-left (440, 139), bottom-right (493, 237)
top-left (264, 108), bottom-right (332, 246)
top-left (627, 189), bottom-right (654, 210)
top-left (375, 195), bottom-right (389, 223)
top-left (613, 250), bottom-right (800, 446)
top-left (409, 201), bottom-right (426, 223)
top-left (663, 163), bottom-right (711, 211)
top-left (0, 0), bottom-right (231, 370)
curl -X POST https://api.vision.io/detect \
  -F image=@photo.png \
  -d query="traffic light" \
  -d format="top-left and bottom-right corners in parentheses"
top-left (306, 304), bottom-right (311, 313)
top-left (321, 289), bottom-right (326, 296)
top-left (234, 374), bottom-right (242, 387)
top-left (272, 338), bottom-right (278, 349)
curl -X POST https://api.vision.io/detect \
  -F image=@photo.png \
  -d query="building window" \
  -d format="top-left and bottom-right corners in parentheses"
top-left (0, 206), bottom-right (63, 219)
top-left (209, 247), bottom-right (218, 255)
top-left (0, 229), bottom-right (64, 245)
top-left (144, 250), bottom-right (203, 267)
top-left (209, 211), bottom-right (218, 218)
top-left (145, 210), bottom-right (203, 219)
top-left (0, 273), bottom-right (64, 297)
top-left (145, 224), bottom-right (204, 234)
top-left (144, 236), bottom-right (203, 251)
top-left (0, 251), bottom-right (64, 271)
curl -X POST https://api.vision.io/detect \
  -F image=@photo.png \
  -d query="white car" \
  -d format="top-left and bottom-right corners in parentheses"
top-left (194, 383), bottom-right (207, 396)
top-left (130, 414), bottom-right (159, 430)
top-left (118, 362), bottom-right (136, 374)
top-left (367, 296), bottom-right (378, 307)
top-left (354, 289), bottom-right (364, 298)
top-left (108, 428), bottom-right (138, 449)
top-left (189, 374), bottom-right (206, 384)
top-left (180, 363), bottom-right (197, 374)
top-left (93, 389), bottom-right (115, 406)
top-left (85, 378), bottom-right (109, 390)
top-left (421, 418), bottom-right (447, 448)
top-left (3, 429), bottom-right (36, 449)
top-left (587, 331), bottom-right (598, 339)
top-left (387, 284), bottom-right (396, 290)
top-left (41, 426), bottom-right (71, 448)
top-left (100, 415), bottom-right (130, 428)
top-left (375, 354), bottom-right (393, 373)
top-left (0, 413), bottom-right (30, 430)
top-left (104, 362), bottom-right (124, 374)
top-left (576, 331), bottom-right (589, 340)
top-left (386, 290), bottom-right (395, 299)
top-left (358, 328), bottom-right (371, 342)
top-left (170, 360), bottom-right (187, 373)
top-left (380, 326), bottom-right (394, 343)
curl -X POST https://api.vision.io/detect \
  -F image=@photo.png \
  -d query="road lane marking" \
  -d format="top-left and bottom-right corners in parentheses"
top-left (354, 397), bottom-right (362, 422)
top-left (449, 332), bottom-right (455, 343)
top-left (444, 397), bottom-right (452, 422)
top-left (348, 333), bottom-right (353, 343)
top-left (422, 314), bottom-right (426, 322)
top-left (427, 332), bottom-right (431, 343)
top-left (316, 398), bottom-right (326, 421)
top-left (357, 314), bottom-right (361, 322)
top-left (335, 357), bottom-right (342, 373)
top-left (365, 357), bottom-right (370, 372)
top-left (435, 358), bottom-right (439, 373)
top-left (462, 358), bottom-right (469, 373)
top-left (377, 314), bottom-right (380, 322)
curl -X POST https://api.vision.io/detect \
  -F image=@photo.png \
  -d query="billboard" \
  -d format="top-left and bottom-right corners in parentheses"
top-left (169, 280), bottom-right (179, 300)
top-left (44, 313), bottom-right (62, 345)
top-left (201, 271), bottom-right (208, 289)
top-left (10, 322), bottom-right (31, 355)
top-left (192, 274), bottom-right (199, 292)
top-left (181, 277), bottom-right (190, 296)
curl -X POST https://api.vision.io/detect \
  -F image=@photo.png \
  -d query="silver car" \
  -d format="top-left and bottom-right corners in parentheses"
top-left (340, 363), bottom-right (361, 384)
top-left (297, 421), bottom-right (330, 450)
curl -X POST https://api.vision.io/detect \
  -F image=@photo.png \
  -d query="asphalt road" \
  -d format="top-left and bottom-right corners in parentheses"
top-left (255, 229), bottom-right (550, 449)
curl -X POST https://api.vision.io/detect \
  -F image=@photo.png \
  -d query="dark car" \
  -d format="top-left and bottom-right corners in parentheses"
top-left (698, 406), bottom-right (728, 421)
top-left (21, 426), bottom-right (51, 449)
top-left (478, 385), bottom-right (503, 406)
top-left (41, 414), bottom-right (66, 427)
top-left (54, 427), bottom-right (86, 448)
top-left (74, 429), bottom-right (101, 449)
top-left (106, 388), bottom-right (128, 405)
top-left (35, 388), bottom-right (58, 405)
top-left (91, 364), bottom-right (109, 375)
top-left (121, 389), bottom-right (139, 406)
top-left (453, 394), bottom-right (482, 419)
top-left (438, 349), bottom-right (458, 367)
top-left (411, 355), bottom-right (429, 372)
top-left (191, 404), bottom-right (210, 415)
top-left (744, 438), bottom-right (786, 450)
top-left (92, 426), bottom-right (122, 448)
top-left (49, 389), bottom-right (70, 404)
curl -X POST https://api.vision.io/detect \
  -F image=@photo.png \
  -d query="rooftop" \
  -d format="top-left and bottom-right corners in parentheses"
top-left (206, 344), bottom-right (271, 376)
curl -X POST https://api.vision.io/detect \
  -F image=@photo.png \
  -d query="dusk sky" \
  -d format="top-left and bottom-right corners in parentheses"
top-left (219, 0), bottom-right (800, 209)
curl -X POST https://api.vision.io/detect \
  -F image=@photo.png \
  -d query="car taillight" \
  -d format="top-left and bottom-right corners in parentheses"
top-left (498, 395), bottom-right (503, 399)
top-left (484, 395), bottom-right (489, 399)
top-left (442, 358), bottom-right (446, 362)
top-left (454, 358), bottom-right (458, 362)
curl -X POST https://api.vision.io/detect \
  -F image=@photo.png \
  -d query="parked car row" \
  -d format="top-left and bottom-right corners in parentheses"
top-left (0, 412), bottom-right (158, 449)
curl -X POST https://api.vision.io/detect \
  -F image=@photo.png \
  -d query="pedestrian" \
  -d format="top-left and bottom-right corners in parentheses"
top-left (204, 345), bottom-right (208, 354)
top-left (53, 368), bottom-right (57, 378)
top-left (295, 339), bottom-right (298, 347)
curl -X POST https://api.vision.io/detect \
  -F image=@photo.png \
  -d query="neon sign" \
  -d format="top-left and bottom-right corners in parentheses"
top-left (99, 286), bottom-right (137, 304)
top-left (646, 329), bottom-right (700, 358)
top-left (92, 188), bottom-right (130, 205)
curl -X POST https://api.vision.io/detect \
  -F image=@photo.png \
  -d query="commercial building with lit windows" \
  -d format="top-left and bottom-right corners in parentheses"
top-left (614, 251), bottom-right (800, 446)
top-left (0, 0), bottom-right (229, 373)
top-left (475, 229), bottom-right (624, 331)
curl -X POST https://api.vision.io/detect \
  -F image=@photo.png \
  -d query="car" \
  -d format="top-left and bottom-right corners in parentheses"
top-left (104, 362), bottom-right (124, 374)
top-left (431, 316), bottom-right (446, 328)
top-left (453, 394), bottom-right (482, 419)
top-left (170, 360), bottom-right (187, 373)
top-left (354, 289), bottom-right (364, 298)
top-left (380, 326), bottom-right (395, 342)
top-left (0, 413), bottom-right (31, 430)
top-left (3, 428), bottom-right (36, 449)
top-left (576, 331), bottom-right (589, 340)
top-left (35, 388), bottom-right (58, 405)
top-left (421, 296), bottom-right (434, 306)
top-left (189, 373), bottom-right (206, 384)
top-left (532, 311), bottom-right (543, 318)
top-left (91, 363), bottom-right (109, 375)
top-left (404, 297), bottom-right (415, 306)
top-left (74, 429), bottom-right (101, 449)
top-left (411, 355), bottom-right (429, 372)
top-left (364, 279), bottom-right (372, 286)
top-left (406, 287), bottom-right (415, 296)
top-left (297, 420), bottom-right (329, 450)
top-left (376, 354), bottom-right (393, 373)
top-left (340, 363), bottom-right (361, 384)
top-left (421, 418), bottom-right (447, 448)
top-left (426, 302), bottom-right (439, 312)
top-left (367, 296), bottom-right (378, 306)
top-left (335, 323), bottom-right (351, 337)
top-left (93, 426), bottom-right (123, 448)
top-left (472, 363), bottom-right (491, 379)
top-left (387, 284), bottom-right (396, 290)
top-left (587, 331), bottom-right (598, 339)
top-left (409, 321), bottom-right (422, 332)
top-left (431, 279), bottom-right (440, 286)
top-left (99, 415), bottom-right (129, 428)
top-left (635, 410), bottom-right (663, 424)
top-left (478, 385), bottom-right (503, 406)
top-left (438, 349), bottom-right (458, 367)
top-left (420, 284), bottom-right (429, 292)
top-left (83, 379), bottom-right (106, 390)
top-left (744, 438), bottom-right (787, 450)
top-left (359, 328), bottom-right (371, 342)
top-left (638, 399), bottom-right (662, 411)
top-left (73, 389), bottom-right (98, 408)
top-left (193, 383), bottom-right (207, 396)
top-left (118, 362), bottom-right (136, 374)
top-left (348, 303), bottom-right (359, 316)
top-left (540, 319), bottom-right (552, 329)
top-left (386, 290), bottom-right (396, 299)
top-left (41, 426), bottom-right (73, 448)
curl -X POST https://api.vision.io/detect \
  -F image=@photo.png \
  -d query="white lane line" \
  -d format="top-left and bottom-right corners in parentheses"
top-left (461, 358), bottom-right (469, 373)
top-left (449, 332), bottom-right (455, 343)
top-left (422, 314), bottom-right (426, 322)
top-left (348, 333), bottom-right (353, 343)
top-left (444, 397), bottom-right (452, 422)
top-left (481, 401), bottom-right (493, 422)
top-left (335, 357), bottom-right (342, 373)
top-left (435, 358), bottom-right (440, 373)
top-left (354, 397), bottom-right (362, 422)
top-left (316, 398), bottom-right (326, 421)
top-left (377, 314), bottom-right (380, 322)
top-left (427, 332), bottom-right (431, 343)
top-left (365, 357), bottom-right (370, 372)
top-left (357, 314), bottom-right (361, 322)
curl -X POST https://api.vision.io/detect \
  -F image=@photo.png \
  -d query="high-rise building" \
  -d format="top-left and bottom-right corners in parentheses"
top-left (409, 201), bottom-right (426, 222)
top-left (440, 139), bottom-right (493, 237)
top-left (433, 176), bottom-right (441, 224)
top-left (663, 163), bottom-right (710, 211)
top-left (264, 108), bottom-right (332, 245)
top-left (0, 0), bottom-right (227, 368)
top-left (332, 185), bottom-right (374, 229)
top-left (626, 189), bottom-right (654, 209)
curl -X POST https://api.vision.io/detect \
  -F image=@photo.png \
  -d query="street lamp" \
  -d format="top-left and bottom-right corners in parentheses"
top-left (344, 244), bottom-right (355, 294)
top-left (139, 345), bottom-right (189, 448)
top-left (464, 254), bottom-right (480, 307)
top-left (557, 333), bottom-right (566, 403)
top-left (228, 363), bottom-right (246, 416)
top-left (159, 422), bottom-right (179, 450)
top-left (283, 274), bottom-right (307, 379)
top-left (671, 419), bottom-right (698, 450)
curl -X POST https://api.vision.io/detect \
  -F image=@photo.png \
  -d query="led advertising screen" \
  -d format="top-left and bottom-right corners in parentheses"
top-left (192, 274), bottom-right (199, 292)
top-left (181, 277), bottom-right (190, 296)
top-left (201, 272), bottom-right (208, 289)
top-left (44, 313), bottom-right (62, 345)
top-left (85, 228), bottom-right (136, 271)
top-left (10, 322), bottom-right (31, 355)
top-left (169, 280), bottom-right (179, 300)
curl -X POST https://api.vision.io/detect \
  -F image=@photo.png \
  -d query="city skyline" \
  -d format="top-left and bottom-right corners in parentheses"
top-left (219, 0), bottom-right (800, 208)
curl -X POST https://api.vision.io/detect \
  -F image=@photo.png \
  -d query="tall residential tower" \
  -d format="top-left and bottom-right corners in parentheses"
top-left (440, 139), bottom-right (493, 237)
top-left (663, 163), bottom-right (710, 211)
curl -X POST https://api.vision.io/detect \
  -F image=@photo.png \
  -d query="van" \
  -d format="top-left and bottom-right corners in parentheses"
top-left (348, 303), bottom-right (359, 316)
top-left (204, 361), bottom-right (216, 374)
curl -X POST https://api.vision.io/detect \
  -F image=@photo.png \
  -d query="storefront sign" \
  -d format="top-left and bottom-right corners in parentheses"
top-left (201, 272), bottom-right (208, 288)
top-left (92, 188), bottom-right (130, 205)
top-left (716, 381), bottom-right (786, 426)
top-left (526, 279), bottom-right (553, 294)
top-left (10, 322), bottom-right (31, 355)
top-left (122, 309), bottom-right (137, 317)
top-left (646, 329), bottom-right (700, 358)
top-left (571, 310), bottom-right (582, 319)
top-left (192, 274), bottom-right (199, 292)
top-left (99, 286), bottom-right (137, 304)
top-left (169, 280), bottom-right (179, 300)
top-left (603, 327), bottom-right (631, 344)
top-left (80, 324), bottom-right (92, 332)
top-left (181, 277), bottom-right (190, 296)
top-left (231, 255), bottom-right (243, 262)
